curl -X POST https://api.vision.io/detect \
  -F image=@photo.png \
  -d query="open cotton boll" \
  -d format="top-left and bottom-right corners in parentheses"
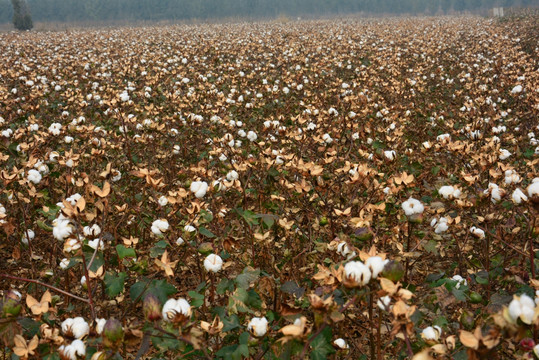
top-left (384, 150), bottom-right (396, 161)
top-left (247, 317), bottom-right (268, 337)
top-left (61, 317), bottom-right (89, 339)
top-left (226, 170), bottom-right (239, 181)
top-left (83, 224), bottom-right (101, 237)
top-left (365, 256), bottom-right (387, 279)
top-left (507, 295), bottom-right (535, 324)
top-left (511, 84), bottom-right (523, 94)
top-left (190, 181), bottom-right (208, 198)
top-left (451, 275), bottom-right (467, 289)
top-left (512, 188), bottom-right (528, 204)
top-left (204, 254), bottom-right (223, 273)
top-left (333, 338), bottom-right (349, 349)
top-left (499, 148), bottom-right (511, 160)
top-left (343, 261), bottom-right (371, 287)
top-left (27, 169), bottom-right (42, 184)
top-left (470, 226), bottom-right (485, 239)
top-left (527, 179), bottom-right (539, 201)
top-left (377, 295), bottom-right (391, 311)
top-left (53, 219), bottom-right (73, 241)
top-left (151, 219), bottom-right (169, 236)
top-left (247, 130), bottom-right (257, 142)
top-left (158, 196), bottom-right (168, 207)
top-left (401, 198), bottom-right (424, 216)
top-left (21, 229), bottom-right (35, 245)
top-left (95, 318), bottom-right (107, 334)
top-left (421, 326), bottom-right (442, 341)
top-left (162, 298), bottom-right (191, 323)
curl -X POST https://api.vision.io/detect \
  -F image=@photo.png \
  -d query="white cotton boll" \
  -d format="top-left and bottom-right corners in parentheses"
top-left (95, 318), bottom-right (107, 334)
top-left (384, 150), bottom-right (396, 161)
top-left (365, 256), bottom-right (386, 279)
top-left (528, 180), bottom-right (539, 199)
top-left (499, 149), bottom-right (511, 160)
top-left (184, 225), bottom-right (196, 233)
top-left (66, 193), bottom-right (82, 206)
top-left (65, 159), bottom-right (74, 168)
top-left (59, 258), bottom-right (70, 270)
top-left (53, 219), bottom-right (73, 241)
top-left (190, 181), bottom-right (209, 198)
top-left (162, 298), bottom-right (191, 322)
top-left (1, 129), bottom-right (13, 138)
top-left (401, 198), bottom-right (424, 216)
top-left (176, 237), bottom-right (185, 246)
top-left (27, 169), bottom-right (42, 184)
top-left (512, 188), bottom-right (528, 204)
top-left (322, 133), bottom-right (333, 144)
top-left (29, 123), bottom-right (39, 131)
top-left (21, 229), bottom-right (35, 245)
top-left (336, 242), bottom-right (355, 259)
top-left (88, 238), bottom-right (104, 250)
top-left (451, 275), bottom-right (467, 289)
top-left (226, 170), bottom-right (239, 181)
top-left (470, 226), bottom-right (485, 239)
top-left (377, 295), bottom-right (391, 311)
top-left (238, 129), bottom-right (246, 137)
top-left (352, 132), bottom-right (359, 140)
top-left (204, 254), bottom-right (223, 273)
top-left (438, 185), bottom-right (457, 199)
top-left (48, 122), bottom-right (62, 136)
top-left (333, 338), bottom-right (349, 349)
top-left (64, 136), bottom-right (73, 143)
top-left (421, 326), bottom-right (442, 341)
top-left (158, 196), bottom-right (168, 207)
top-left (62, 317), bottom-right (89, 339)
top-left (511, 85), bottom-right (523, 94)
top-left (83, 224), bottom-right (101, 237)
top-left (119, 91), bottom-right (130, 102)
top-left (151, 219), bottom-right (169, 236)
top-left (344, 261), bottom-right (371, 286)
top-left (247, 317), bottom-right (268, 337)
top-left (504, 170), bottom-right (521, 185)
top-left (247, 131), bottom-right (257, 142)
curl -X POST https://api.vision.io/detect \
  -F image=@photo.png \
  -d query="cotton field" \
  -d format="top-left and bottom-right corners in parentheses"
top-left (0, 15), bottom-right (538, 359)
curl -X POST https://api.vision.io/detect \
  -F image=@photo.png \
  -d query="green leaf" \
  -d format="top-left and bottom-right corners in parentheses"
top-left (228, 288), bottom-right (250, 314)
top-left (235, 267), bottom-right (260, 289)
top-left (217, 279), bottom-right (235, 295)
top-left (36, 220), bottom-right (52, 232)
top-left (188, 291), bottom-right (204, 308)
top-left (116, 244), bottom-right (136, 259)
top-left (424, 240), bottom-right (438, 255)
top-left (310, 327), bottom-right (334, 360)
top-left (199, 227), bottom-right (216, 238)
top-left (281, 281), bottom-right (305, 298)
top-left (130, 278), bottom-right (176, 303)
top-left (104, 272), bottom-right (127, 298)
top-left (451, 288), bottom-right (467, 302)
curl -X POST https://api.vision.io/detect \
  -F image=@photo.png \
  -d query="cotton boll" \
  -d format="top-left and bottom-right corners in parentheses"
top-left (226, 170), bottom-right (239, 181)
top-left (21, 229), bottom-right (35, 245)
top-left (333, 338), bottom-right (349, 349)
top-left (451, 275), bottom-right (467, 289)
top-left (512, 188), bottom-right (528, 204)
top-left (401, 198), bottom-right (424, 216)
top-left (27, 169), bottom-right (42, 184)
top-left (151, 219), bottom-right (169, 236)
top-left (470, 226), bottom-right (485, 239)
top-left (204, 254), bottom-right (223, 273)
top-left (384, 150), bottom-right (396, 161)
top-left (162, 298), bottom-right (191, 323)
top-left (365, 256), bottom-right (387, 278)
top-left (190, 181), bottom-right (209, 198)
top-left (344, 261), bottom-right (371, 287)
top-left (377, 295), bottom-right (391, 311)
top-left (158, 196), bottom-right (168, 207)
top-left (499, 149), bottom-right (511, 160)
top-left (247, 317), bottom-right (268, 337)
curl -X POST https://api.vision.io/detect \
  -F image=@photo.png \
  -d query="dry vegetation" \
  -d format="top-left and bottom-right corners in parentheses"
top-left (0, 15), bottom-right (538, 360)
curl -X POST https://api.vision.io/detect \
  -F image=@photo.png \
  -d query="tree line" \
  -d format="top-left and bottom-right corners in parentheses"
top-left (0, 0), bottom-right (535, 25)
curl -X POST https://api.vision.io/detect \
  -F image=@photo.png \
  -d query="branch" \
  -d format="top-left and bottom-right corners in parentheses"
top-left (0, 273), bottom-right (89, 303)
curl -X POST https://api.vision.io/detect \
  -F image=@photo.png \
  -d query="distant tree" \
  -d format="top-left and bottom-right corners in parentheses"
top-left (11, 0), bottom-right (33, 30)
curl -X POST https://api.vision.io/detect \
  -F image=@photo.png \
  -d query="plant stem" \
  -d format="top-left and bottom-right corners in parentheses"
top-left (0, 273), bottom-right (89, 303)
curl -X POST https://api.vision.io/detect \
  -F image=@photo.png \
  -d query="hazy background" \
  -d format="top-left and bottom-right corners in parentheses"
top-left (0, 0), bottom-right (536, 25)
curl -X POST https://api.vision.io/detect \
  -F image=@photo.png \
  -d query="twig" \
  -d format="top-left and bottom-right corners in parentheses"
top-left (0, 273), bottom-right (89, 303)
